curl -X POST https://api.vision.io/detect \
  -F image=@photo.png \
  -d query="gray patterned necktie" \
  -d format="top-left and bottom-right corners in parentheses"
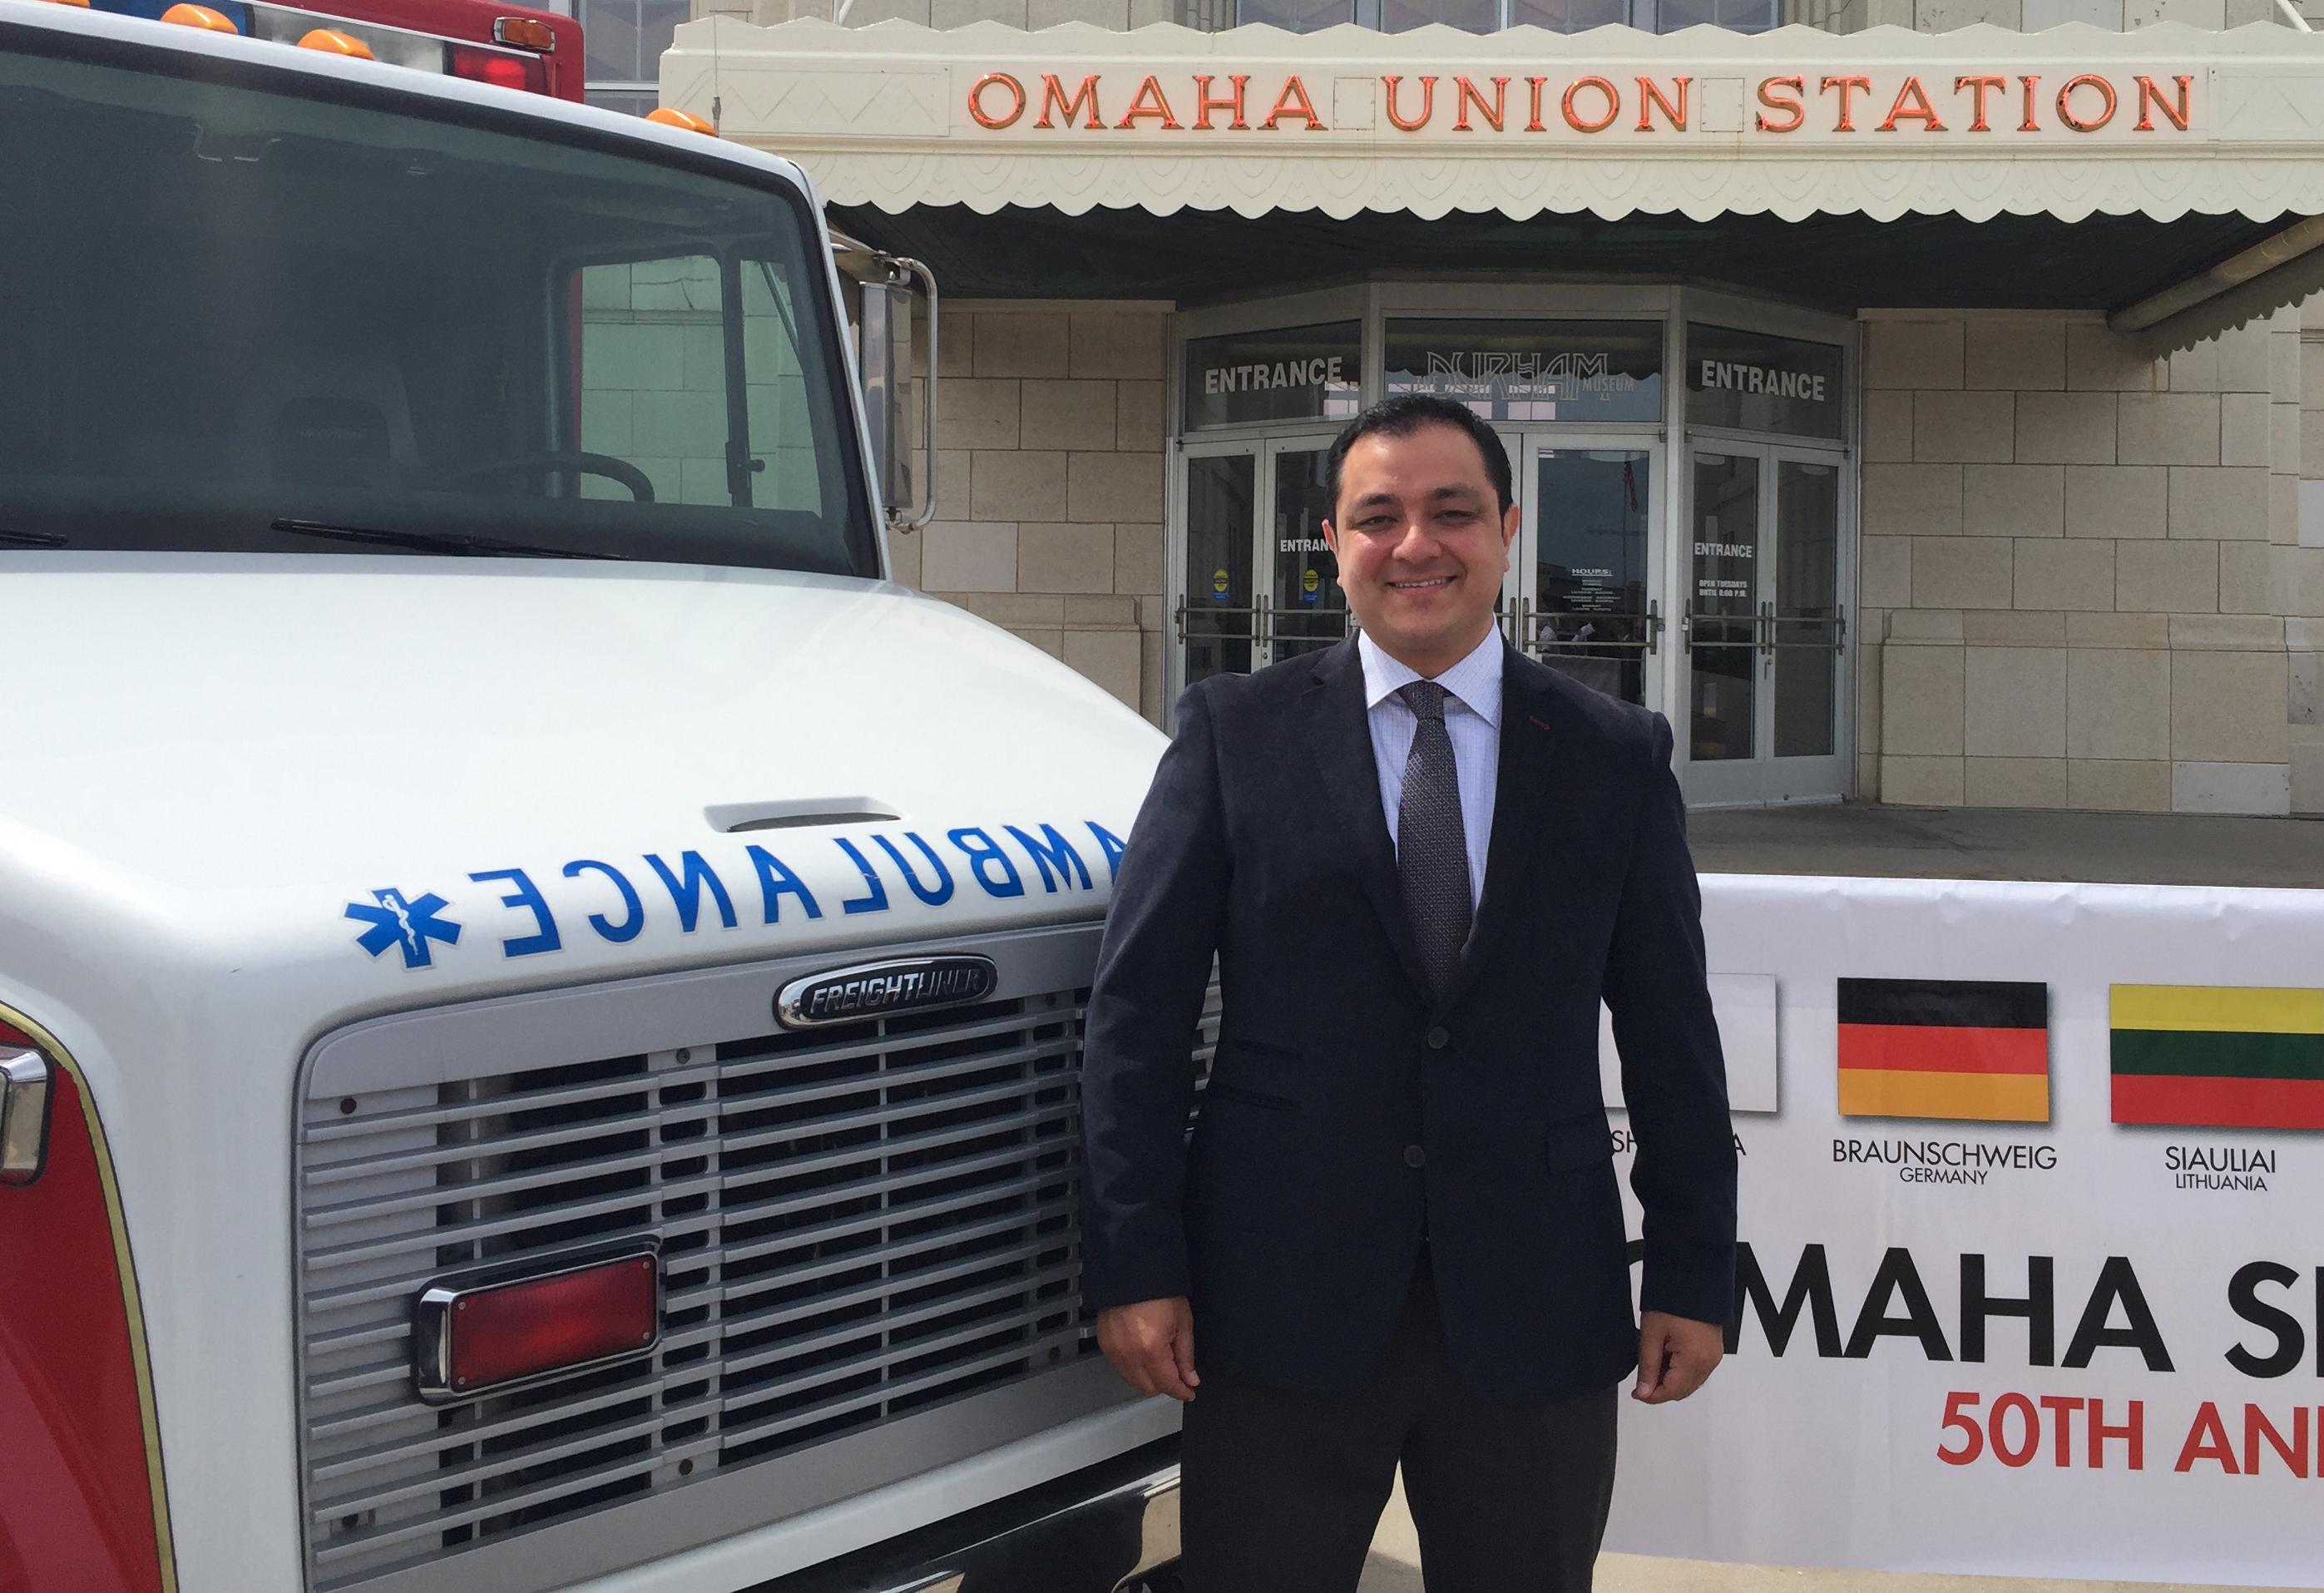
top-left (1397, 680), bottom-right (1472, 1004)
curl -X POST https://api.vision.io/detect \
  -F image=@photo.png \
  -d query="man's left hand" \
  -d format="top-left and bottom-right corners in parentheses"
top-left (1632, 1310), bottom-right (1723, 1403)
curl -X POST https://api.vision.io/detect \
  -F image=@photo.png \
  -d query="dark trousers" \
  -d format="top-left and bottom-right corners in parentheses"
top-left (1179, 1257), bottom-right (1619, 1593)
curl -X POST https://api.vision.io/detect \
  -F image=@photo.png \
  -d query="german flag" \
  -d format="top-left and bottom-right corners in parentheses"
top-left (1837, 979), bottom-right (2050, 1123)
top-left (2111, 986), bottom-right (2324, 1130)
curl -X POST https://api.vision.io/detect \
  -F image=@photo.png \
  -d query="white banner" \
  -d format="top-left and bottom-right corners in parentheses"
top-left (1603, 874), bottom-right (2324, 1588)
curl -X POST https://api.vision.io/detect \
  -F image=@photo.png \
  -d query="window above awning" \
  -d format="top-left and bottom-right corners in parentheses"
top-left (663, 18), bottom-right (2324, 348)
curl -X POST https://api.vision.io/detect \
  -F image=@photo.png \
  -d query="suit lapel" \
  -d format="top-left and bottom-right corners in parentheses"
top-left (1440, 647), bottom-right (1580, 1012)
top-left (1302, 639), bottom-right (1431, 1000)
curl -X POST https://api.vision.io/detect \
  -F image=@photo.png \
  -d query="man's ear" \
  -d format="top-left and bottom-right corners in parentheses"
top-left (1322, 519), bottom-right (1339, 555)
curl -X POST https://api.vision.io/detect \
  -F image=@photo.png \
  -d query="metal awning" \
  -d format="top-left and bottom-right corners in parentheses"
top-left (663, 18), bottom-right (2324, 348)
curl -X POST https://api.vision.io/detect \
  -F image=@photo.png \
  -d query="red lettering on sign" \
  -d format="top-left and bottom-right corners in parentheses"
top-left (1956, 74), bottom-right (2005, 132)
top-left (1755, 75), bottom-right (1804, 134)
top-left (2018, 74), bottom-right (2041, 131)
top-left (1454, 75), bottom-right (1510, 132)
top-left (2176, 1402), bottom-right (2240, 1474)
top-left (1382, 74), bottom-right (1436, 131)
top-left (1036, 72), bottom-right (1103, 130)
top-left (1192, 72), bottom-right (1249, 131)
top-left (1262, 74), bottom-right (1327, 131)
top-left (1563, 75), bottom-right (1620, 134)
top-left (1878, 75), bottom-right (1945, 131)
top-left (2056, 73), bottom-right (2116, 133)
top-left (2090, 1399), bottom-right (2144, 1470)
top-left (1636, 75), bottom-right (1689, 131)
top-left (2134, 72), bottom-right (2193, 132)
top-left (1820, 74), bottom-right (1872, 132)
top-left (1115, 73), bottom-right (1181, 130)
top-left (967, 72), bottom-right (1026, 130)
top-left (1525, 74), bottom-right (1548, 131)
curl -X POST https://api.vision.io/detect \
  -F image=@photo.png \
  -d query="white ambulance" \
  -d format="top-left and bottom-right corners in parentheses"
top-left (0, 5), bottom-right (1182, 1590)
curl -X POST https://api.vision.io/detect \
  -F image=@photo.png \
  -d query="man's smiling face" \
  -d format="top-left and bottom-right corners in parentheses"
top-left (1323, 422), bottom-right (1520, 677)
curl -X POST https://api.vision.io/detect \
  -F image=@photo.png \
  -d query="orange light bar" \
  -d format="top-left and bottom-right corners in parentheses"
top-left (297, 27), bottom-right (374, 57)
top-left (161, 3), bottom-right (240, 31)
top-left (492, 16), bottom-right (556, 51)
top-left (646, 106), bottom-right (716, 136)
top-left (39, 0), bottom-right (94, 9)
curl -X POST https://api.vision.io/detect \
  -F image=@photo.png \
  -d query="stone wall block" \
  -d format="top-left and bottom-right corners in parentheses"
top-left (2067, 759), bottom-right (2172, 812)
top-left (937, 378), bottom-right (1021, 452)
top-left (1069, 312), bottom-right (1165, 380)
top-left (1020, 379), bottom-right (1119, 453)
top-left (2171, 651), bottom-right (2289, 764)
top-left (1965, 646), bottom-right (2067, 757)
top-left (2116, 541), bottom-right (2218, 613)
top-left (1864, 463), bottom-right (1963, 537)
top-left (2016, 392), bottom-right (2117, 465)
top-left (1916, 390), bottom-right (2015, 463)
top-left (1913, 537), bottom-right (2015, 610)
top-left (1882, 642), bottom-right (1966, 756)
top-left (2066, 648), bottom-right (2171, 760)
top-left (1861, 535), bottom-right (1912, 610)
top-left (1881, 755), bottom-right (1966, 805)
top-left (1865, 392), bottom-right (1913, 463)
top-left (1066, 451), bottom-right (1166, 524)
top-left (1062, 627), bottom-right (1143, 710)
top-left (1966, 319), bottom-right (2064, 391)
top-left (2173, 761), bottom-right (2292, 815)
top-left (921, 522), bottom-right (1020, 593)
top-left (970, 450), bottom-right (1068, 522)
top-left (972, 313), bottom-right (1070, 378)
top-left (2168, 466), bottom-right (2272, 542)
top-left (2117, 393), bottom-right (2221, 468)
top-left (1867, 320), bottom-right (1963, 390)
top-left (1017, 522), bottom-right (1115, 594)
top-left (2221, 393), bottom-right (2272, 468)
top-left (1967, 465), bottom-right (2064, 539)
top-left (1966, 757), bottom-right (2068, 809)
top-left (2066, 323), bottom-right (2164, 393)
top-left (2014, 539), bottom-right (2114, 611)
top-left (2064, 465), bottom-right (2168, 540)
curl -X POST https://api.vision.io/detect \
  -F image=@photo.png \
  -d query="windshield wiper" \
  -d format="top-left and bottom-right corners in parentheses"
top-left (0, 529), bottom-right (68, 547)
top-left (271, 517), bottom-right (626, 561)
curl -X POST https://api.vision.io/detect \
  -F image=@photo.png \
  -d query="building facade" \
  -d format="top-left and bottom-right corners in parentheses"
top-left (652, 3), bottom-right (2324, 814)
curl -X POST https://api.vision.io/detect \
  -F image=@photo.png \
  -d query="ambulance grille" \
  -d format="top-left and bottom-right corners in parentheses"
top-left (291, 938), bottom-right (1133, 1592)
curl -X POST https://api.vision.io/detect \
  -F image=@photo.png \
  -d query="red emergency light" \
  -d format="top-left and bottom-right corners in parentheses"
top-left (413, 1246), bottom-right (660, 1403)
top-left (448, 42), bottom-right (544, 95)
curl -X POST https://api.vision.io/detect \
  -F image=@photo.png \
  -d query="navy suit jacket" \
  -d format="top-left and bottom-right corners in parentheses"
top-left (1077, 636), bottom-right (1737, 1403)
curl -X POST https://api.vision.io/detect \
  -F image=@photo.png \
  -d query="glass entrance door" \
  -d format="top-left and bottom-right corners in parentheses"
top-left (1174, 436), bottom-right (1346, 701)
top-left (1680, 446), bottom-right (1847, 804)
top-left (1265, 437), bottom-right (1348, 664)
top-left (1519, 441), bottom-right (1659, 707)
top-left (1179, 445), bottom-right (1257, 688)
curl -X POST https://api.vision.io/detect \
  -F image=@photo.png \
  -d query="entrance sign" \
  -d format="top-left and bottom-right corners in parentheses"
top-left (1603, 874), bottom-right (2324, 1586)
top-left (1184, 321), bottom-right (1360, 430)
top-left (1688, 324), bottom-right (1846, 439)
top-left (1385, 319), bottom-right (1661, 423)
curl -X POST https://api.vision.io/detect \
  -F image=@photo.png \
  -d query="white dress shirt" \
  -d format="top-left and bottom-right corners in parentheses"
top-left (1357, 628), bottom-right (1502, 912)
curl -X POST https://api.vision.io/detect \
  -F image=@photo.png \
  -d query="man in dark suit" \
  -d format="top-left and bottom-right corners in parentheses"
top-left (1076, 393), bottom-right (1737, 1592)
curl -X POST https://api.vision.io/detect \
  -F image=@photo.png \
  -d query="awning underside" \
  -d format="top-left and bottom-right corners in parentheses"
top-left (836, 200), bottom-right (2282, 326)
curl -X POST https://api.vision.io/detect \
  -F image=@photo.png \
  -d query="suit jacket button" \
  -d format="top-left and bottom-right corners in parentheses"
top-left (1425, 1025), bottom-right (1449, 1050)
top-left (1403, 1145), bottom-right (1427, 1169)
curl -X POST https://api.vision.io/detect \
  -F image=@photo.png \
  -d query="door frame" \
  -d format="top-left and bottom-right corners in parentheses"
top-left (1499, 429), bottom-right (1668, 716)
top-left (1676, 437), bottom-right (1854, 807)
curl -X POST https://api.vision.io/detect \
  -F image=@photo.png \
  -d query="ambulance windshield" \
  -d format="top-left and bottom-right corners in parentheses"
top-left (0, 27), bottom-right (878, 576)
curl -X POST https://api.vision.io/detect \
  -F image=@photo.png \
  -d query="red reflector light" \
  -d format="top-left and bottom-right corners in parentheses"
top-left (448, 43), bottom-right (546, 94)
top-left (415, 1249), bottom-right (659, 1403)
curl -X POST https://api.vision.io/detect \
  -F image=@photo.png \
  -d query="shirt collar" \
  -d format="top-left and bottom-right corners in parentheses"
top-left (1357, 627), bottom-right (1505, 729)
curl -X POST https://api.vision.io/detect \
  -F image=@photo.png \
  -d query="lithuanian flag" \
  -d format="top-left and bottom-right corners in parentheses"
top-left (2111, 986), bottom-right (2324, 1130)
top-left (1837, 978), bottom-right (2050, 1122)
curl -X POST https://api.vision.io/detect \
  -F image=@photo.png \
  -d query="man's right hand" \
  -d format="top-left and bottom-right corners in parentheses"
top-left (1096, 1296), bottom-right (1199, 1402)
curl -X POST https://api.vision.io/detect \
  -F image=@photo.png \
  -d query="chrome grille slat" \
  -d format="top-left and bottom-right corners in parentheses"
top-left (295, 944), bottom-right (1129, 1592)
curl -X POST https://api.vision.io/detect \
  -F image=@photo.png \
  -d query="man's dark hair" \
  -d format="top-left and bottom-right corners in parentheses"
top-left (1324, 393), bottom-right (1514, 521)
